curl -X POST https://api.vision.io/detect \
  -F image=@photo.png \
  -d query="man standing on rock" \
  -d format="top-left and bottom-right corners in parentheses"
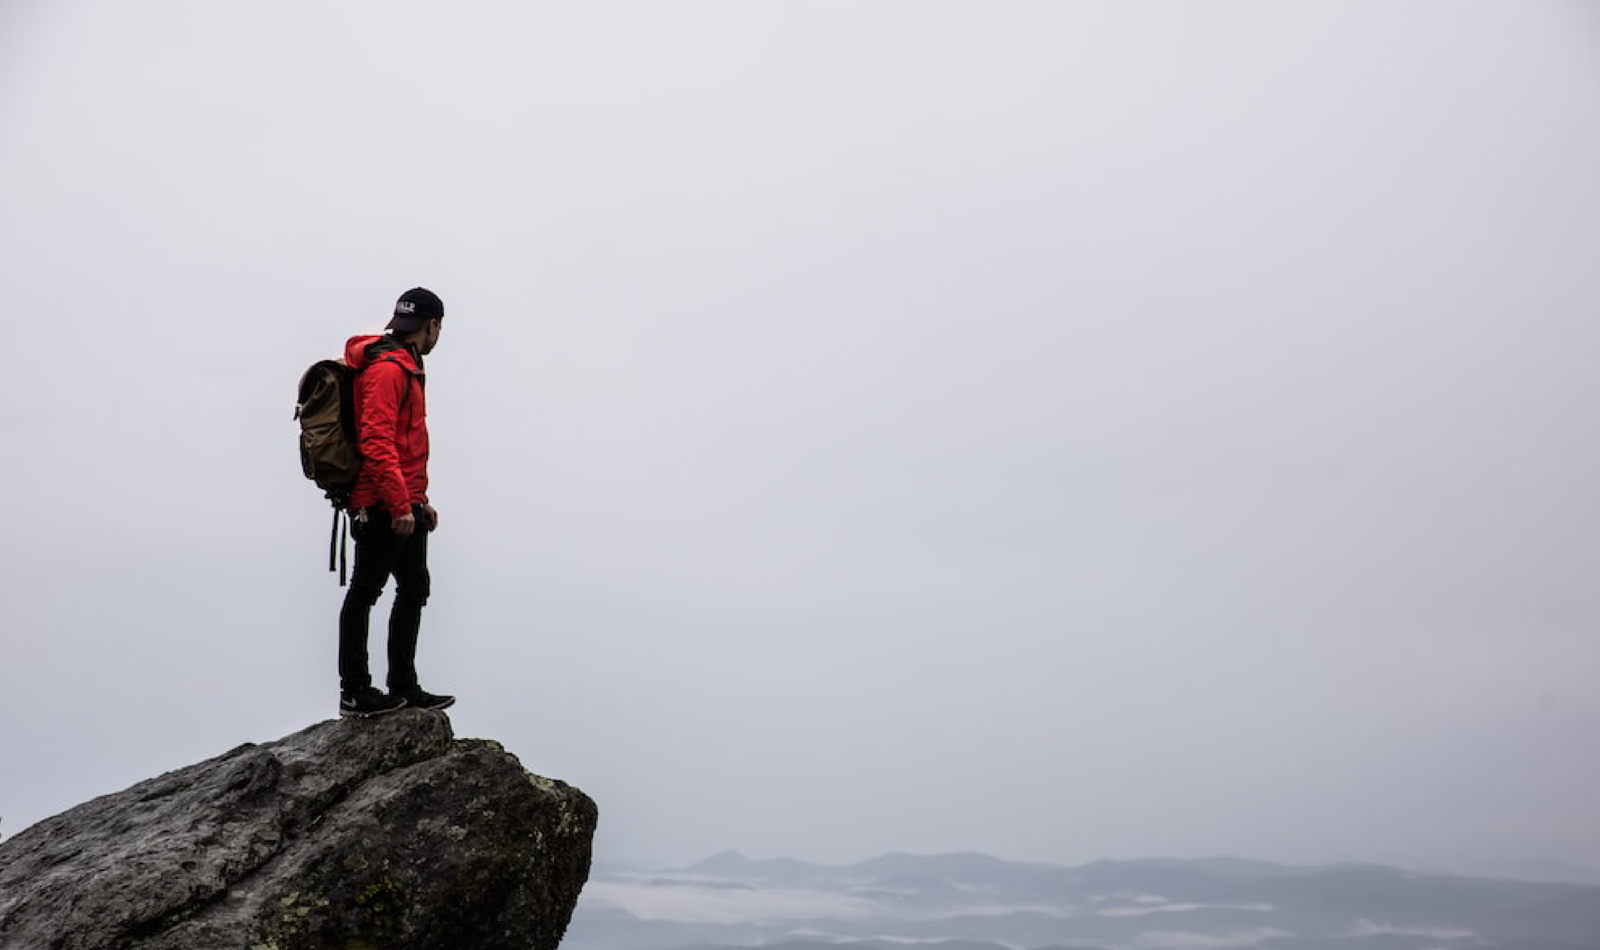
top-left (337, 287), bottom-right (456, 718)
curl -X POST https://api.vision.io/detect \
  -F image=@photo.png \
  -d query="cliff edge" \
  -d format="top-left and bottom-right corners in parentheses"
top-left (0, 710), bottom-right (597, 950)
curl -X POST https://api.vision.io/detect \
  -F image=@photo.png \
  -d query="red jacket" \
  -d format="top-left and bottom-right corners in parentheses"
top-left (345, 334), bottom-right (429, 518)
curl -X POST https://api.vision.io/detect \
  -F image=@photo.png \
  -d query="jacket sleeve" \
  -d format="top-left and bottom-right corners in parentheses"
top-left (356, 359), bottom-right (412, 518)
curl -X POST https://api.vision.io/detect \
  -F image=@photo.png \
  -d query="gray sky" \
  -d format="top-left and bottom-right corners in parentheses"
top-left (3, 1), bottom-right (1598, 883)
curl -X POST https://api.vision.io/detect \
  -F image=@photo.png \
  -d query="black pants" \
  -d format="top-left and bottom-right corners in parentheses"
top-left (338, 505), bottom-right (431, 693)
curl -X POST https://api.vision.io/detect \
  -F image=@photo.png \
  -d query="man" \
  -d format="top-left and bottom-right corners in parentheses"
top-left (337, 287), bottom-right (455, 718)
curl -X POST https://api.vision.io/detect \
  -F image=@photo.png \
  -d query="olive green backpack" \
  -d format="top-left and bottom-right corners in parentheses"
top-left (295, 359), bottom-right (361, 582)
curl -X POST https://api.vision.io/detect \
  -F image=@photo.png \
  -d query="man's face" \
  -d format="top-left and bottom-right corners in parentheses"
top-left (420, 318), bottom-right (443, 355)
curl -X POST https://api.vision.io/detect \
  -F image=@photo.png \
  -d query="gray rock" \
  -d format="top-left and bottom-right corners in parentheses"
top-left (0, 710), bottom-right (597, 950)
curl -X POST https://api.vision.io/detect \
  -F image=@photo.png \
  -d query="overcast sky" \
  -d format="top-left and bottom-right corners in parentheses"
top-left (2, 1), bottom-right (1598, 884)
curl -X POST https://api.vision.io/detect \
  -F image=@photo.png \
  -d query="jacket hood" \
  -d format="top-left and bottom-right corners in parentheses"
top-left (344, 334), bottom-right (419, 372)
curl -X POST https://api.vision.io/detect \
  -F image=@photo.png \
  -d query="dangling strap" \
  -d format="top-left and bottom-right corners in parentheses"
top-left (329, 508), bottom-right (340, 574)
top-left (328, 508), bottom-right (351, 586)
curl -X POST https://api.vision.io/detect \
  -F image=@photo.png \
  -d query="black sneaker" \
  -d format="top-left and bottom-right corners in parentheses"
top-left (394, 687), bottom-right (455, 711)
top-left (340, 688), bottom-right (407, 718)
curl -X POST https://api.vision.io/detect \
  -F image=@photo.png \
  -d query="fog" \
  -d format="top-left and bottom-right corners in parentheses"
top-left (2, 1), bottom-right (1598, 882)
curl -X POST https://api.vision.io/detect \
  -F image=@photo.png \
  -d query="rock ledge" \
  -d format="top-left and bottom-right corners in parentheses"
top-left (0, 710), bottom-right (597, 950)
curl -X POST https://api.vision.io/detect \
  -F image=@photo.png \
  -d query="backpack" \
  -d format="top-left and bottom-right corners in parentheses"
top-left (296, 359), bottom-right (362, 507)
top-left (296, 358), bottom-right (362, 583)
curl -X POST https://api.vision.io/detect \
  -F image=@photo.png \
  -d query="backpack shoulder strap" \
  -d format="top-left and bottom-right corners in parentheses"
top-left (358, 344), bottom-right (416, 410)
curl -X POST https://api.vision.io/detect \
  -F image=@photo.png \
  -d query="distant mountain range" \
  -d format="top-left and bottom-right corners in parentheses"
top-left (562, 852), bottom-right (1600, 950)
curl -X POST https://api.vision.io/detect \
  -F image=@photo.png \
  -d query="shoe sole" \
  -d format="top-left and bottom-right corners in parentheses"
top-left (339, 702), bottom-right (409, 719)
top-left (408, 697), bottom-right (456, 711)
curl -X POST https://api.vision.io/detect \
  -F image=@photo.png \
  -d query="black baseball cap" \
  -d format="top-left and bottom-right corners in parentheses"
top-left (388, 287), bottom-right (444, 332)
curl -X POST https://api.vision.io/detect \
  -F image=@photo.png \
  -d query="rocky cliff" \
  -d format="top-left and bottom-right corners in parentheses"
top-left (0, 710), bottom-right (597, 950)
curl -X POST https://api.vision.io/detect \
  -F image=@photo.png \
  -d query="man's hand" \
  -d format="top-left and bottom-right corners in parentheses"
top-left (392, 510), bottom-right (417, 539)
top-left (390, 505), bottom-right (436, 539)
